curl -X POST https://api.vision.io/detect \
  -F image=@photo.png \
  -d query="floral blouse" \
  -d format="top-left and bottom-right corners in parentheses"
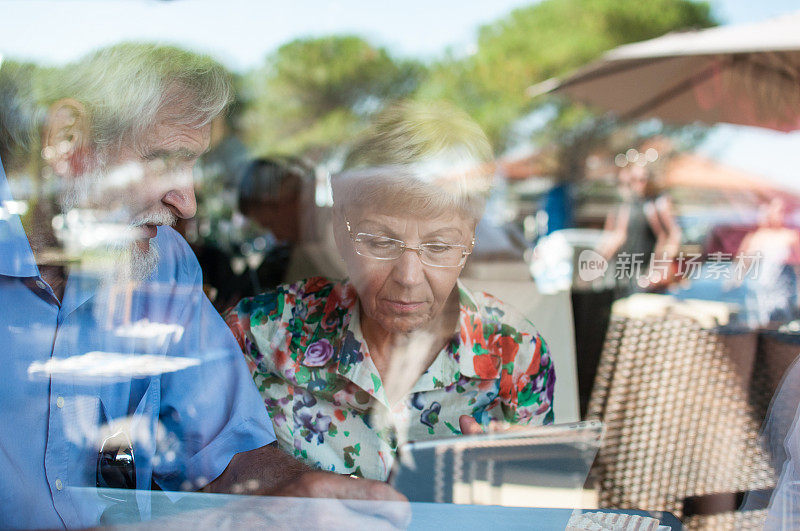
top-left (225, 277), bottom-right (555, 481)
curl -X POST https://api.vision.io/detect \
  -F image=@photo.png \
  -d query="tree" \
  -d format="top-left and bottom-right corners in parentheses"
top-left (0, 59), bottom-right (39, 173)
top-left (417, 0), bottom-right (716, 159)
top-left (241, 36), bottom-right (424, 160)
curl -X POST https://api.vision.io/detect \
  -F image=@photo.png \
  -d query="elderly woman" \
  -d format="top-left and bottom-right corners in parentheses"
top-left (225, 101), bottom-right (555, 480)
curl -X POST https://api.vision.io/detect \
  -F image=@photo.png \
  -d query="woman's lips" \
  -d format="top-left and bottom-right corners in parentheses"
top-left (383, 300), bottom-right (424, 313)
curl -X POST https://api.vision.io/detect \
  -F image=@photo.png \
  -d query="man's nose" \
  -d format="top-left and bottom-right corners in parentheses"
top-left (161, 168), bottom-right (197, 219)
top-left (391, 247), bottom-right (425, 286)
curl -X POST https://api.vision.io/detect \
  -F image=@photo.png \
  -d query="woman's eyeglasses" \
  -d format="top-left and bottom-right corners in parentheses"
top-left (346, 219), bottom-right (473, 268)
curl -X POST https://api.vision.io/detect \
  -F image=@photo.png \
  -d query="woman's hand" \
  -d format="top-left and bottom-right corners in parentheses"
top-left (458, 415), bottom-right (516, 434)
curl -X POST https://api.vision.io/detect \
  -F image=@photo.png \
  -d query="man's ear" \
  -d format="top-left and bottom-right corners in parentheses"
top-left (42, 98), bottom-right (92, 177)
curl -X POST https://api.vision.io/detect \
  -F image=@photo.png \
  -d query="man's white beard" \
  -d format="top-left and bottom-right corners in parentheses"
top-left (58, 166), bottom-right (173, 284)
top-left (114, 233), bottom-right (161, 284)
top-left (124, 210), bottom-right (177, 282)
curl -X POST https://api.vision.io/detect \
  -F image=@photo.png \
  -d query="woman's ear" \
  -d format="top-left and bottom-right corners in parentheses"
top-left (41, 98), bottom-right (92, 177)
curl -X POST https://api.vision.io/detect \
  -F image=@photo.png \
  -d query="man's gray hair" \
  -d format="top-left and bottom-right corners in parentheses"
top-left (46, 42), bottom-right (232, 154)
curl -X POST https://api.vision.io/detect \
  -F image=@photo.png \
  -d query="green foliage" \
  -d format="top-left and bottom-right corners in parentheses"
top-left (0, 59), bottom-right (39, 172)
top-left (417, 0), bottom-right (715, 151)
top-left (241, 35), bottom-right (424, 159)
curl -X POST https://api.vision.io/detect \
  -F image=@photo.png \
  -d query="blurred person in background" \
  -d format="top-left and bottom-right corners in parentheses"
top-left (0, 43), bottom-right (404, 529)
top-left (237, 157), bottom-right (313, 297)
top-left (736, 196), bottom-right (800, 328)
top-left (188, 157), bottom-right (314, 311)
top-left (597, 159), bottom-right (681, 294)
top-left (225, 100), bottom-right (555, 481)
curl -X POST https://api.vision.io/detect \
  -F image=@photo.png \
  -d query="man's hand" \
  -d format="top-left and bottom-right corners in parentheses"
top-left (202, 444), bottom-right (410, 528)
top-left (271, 471), bottom-right (410, 529)
top-left (271, 470), bottom-right (406, 502)
top-left (204, 444), bottom-right (405, 500)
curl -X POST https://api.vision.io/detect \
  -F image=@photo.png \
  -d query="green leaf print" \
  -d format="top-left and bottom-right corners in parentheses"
top-left (343, 444), bottom-right (362, 469)
top-left (499, 324), bottom-right (520, 342)
top-left (295, 366), bottom-right (311, 385)
top-left (371, 373), bottom-right (382, 393)
top-left (460, 289), bottom-right (478, 311)
top-left (472, 343), bottom-right (489, 356)
top-left (519, 389), bottom-right (542, 408)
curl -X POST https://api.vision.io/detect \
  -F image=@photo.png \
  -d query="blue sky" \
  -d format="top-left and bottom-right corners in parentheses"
top-left (1, 0), bottom-right (799, 189)
top-left (2, 0), bottom-right (795, 70)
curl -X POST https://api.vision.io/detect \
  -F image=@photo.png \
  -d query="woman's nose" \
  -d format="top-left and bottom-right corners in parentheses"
top-left (391, 247), bottom-right (425, 286)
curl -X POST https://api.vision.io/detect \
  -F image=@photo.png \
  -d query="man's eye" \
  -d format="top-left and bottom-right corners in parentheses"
top-left (144, 156), bottom-right (173, 169)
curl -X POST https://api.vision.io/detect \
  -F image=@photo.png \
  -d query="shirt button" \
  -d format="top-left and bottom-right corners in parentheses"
top-left (35, 280), bottom-right (48, 290)
top-left (55, 479), bottom-right (63, 491)
top-left (56, 396), bottom-right (65, 408)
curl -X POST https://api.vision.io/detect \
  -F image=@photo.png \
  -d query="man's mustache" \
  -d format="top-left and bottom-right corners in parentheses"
top-left (132, 211), bottom-right (177, 228)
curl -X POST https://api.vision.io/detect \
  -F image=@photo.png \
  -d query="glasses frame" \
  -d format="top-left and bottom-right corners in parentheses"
top-left (345, 218), bottom-right (474, 268)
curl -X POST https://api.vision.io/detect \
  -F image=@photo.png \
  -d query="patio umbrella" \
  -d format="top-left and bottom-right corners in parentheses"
top-left (529, 12), bottom-right (800, 131)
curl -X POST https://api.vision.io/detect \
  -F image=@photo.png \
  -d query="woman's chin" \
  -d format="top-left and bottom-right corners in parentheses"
top-left (374, 314), bottom-right (431, 336)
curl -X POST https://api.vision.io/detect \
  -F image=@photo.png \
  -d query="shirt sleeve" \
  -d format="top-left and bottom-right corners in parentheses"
top-left (509, 332), bottom-right (555, 425)
top-left (223, 288), bottom-right (289, 379)
top-left (152, 243), bottom-right (276, 492)
top-left (485, 328), bottom-right (556, 427)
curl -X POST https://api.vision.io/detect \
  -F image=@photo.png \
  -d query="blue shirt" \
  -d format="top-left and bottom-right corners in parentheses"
top-left (0, 160), bottom-right (276, 529)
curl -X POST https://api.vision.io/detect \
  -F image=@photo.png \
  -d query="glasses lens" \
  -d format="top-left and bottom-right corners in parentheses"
top-left (420, 244), bottom-right (465, 267)
top-left (354, 234), bottom-right (403, 259)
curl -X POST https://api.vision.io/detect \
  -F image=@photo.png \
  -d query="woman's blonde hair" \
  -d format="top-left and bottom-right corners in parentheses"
top-left (332, 100), bottom-right (494, 222)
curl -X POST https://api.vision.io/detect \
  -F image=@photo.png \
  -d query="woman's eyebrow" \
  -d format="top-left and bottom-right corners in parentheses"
top-left (357, 218), bottom-right (465, 240)
top-left (357, 221), bottom-right (399, 238)
top-left (423, 228), bottom-right (464, 240)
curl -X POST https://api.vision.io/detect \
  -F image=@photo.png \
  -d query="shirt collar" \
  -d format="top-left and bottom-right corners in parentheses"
top-left (407, 280), bottom-right (484, 392)
top-left (333, 302), bottom-right (392, 408)
top-left (323, 279), bottom-right (488, 398)
top-left (454, 278), bottom-right (481, 378)
top-left (0, 158), bottom-right (39, 278)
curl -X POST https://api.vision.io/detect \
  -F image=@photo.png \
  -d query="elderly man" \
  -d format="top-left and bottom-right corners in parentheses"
top-left (0, 44), bottom-right (402, 528)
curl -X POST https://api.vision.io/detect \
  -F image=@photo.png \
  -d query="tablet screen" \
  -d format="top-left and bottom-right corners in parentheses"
top-left (390, 421), bottom-right (603, 507)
